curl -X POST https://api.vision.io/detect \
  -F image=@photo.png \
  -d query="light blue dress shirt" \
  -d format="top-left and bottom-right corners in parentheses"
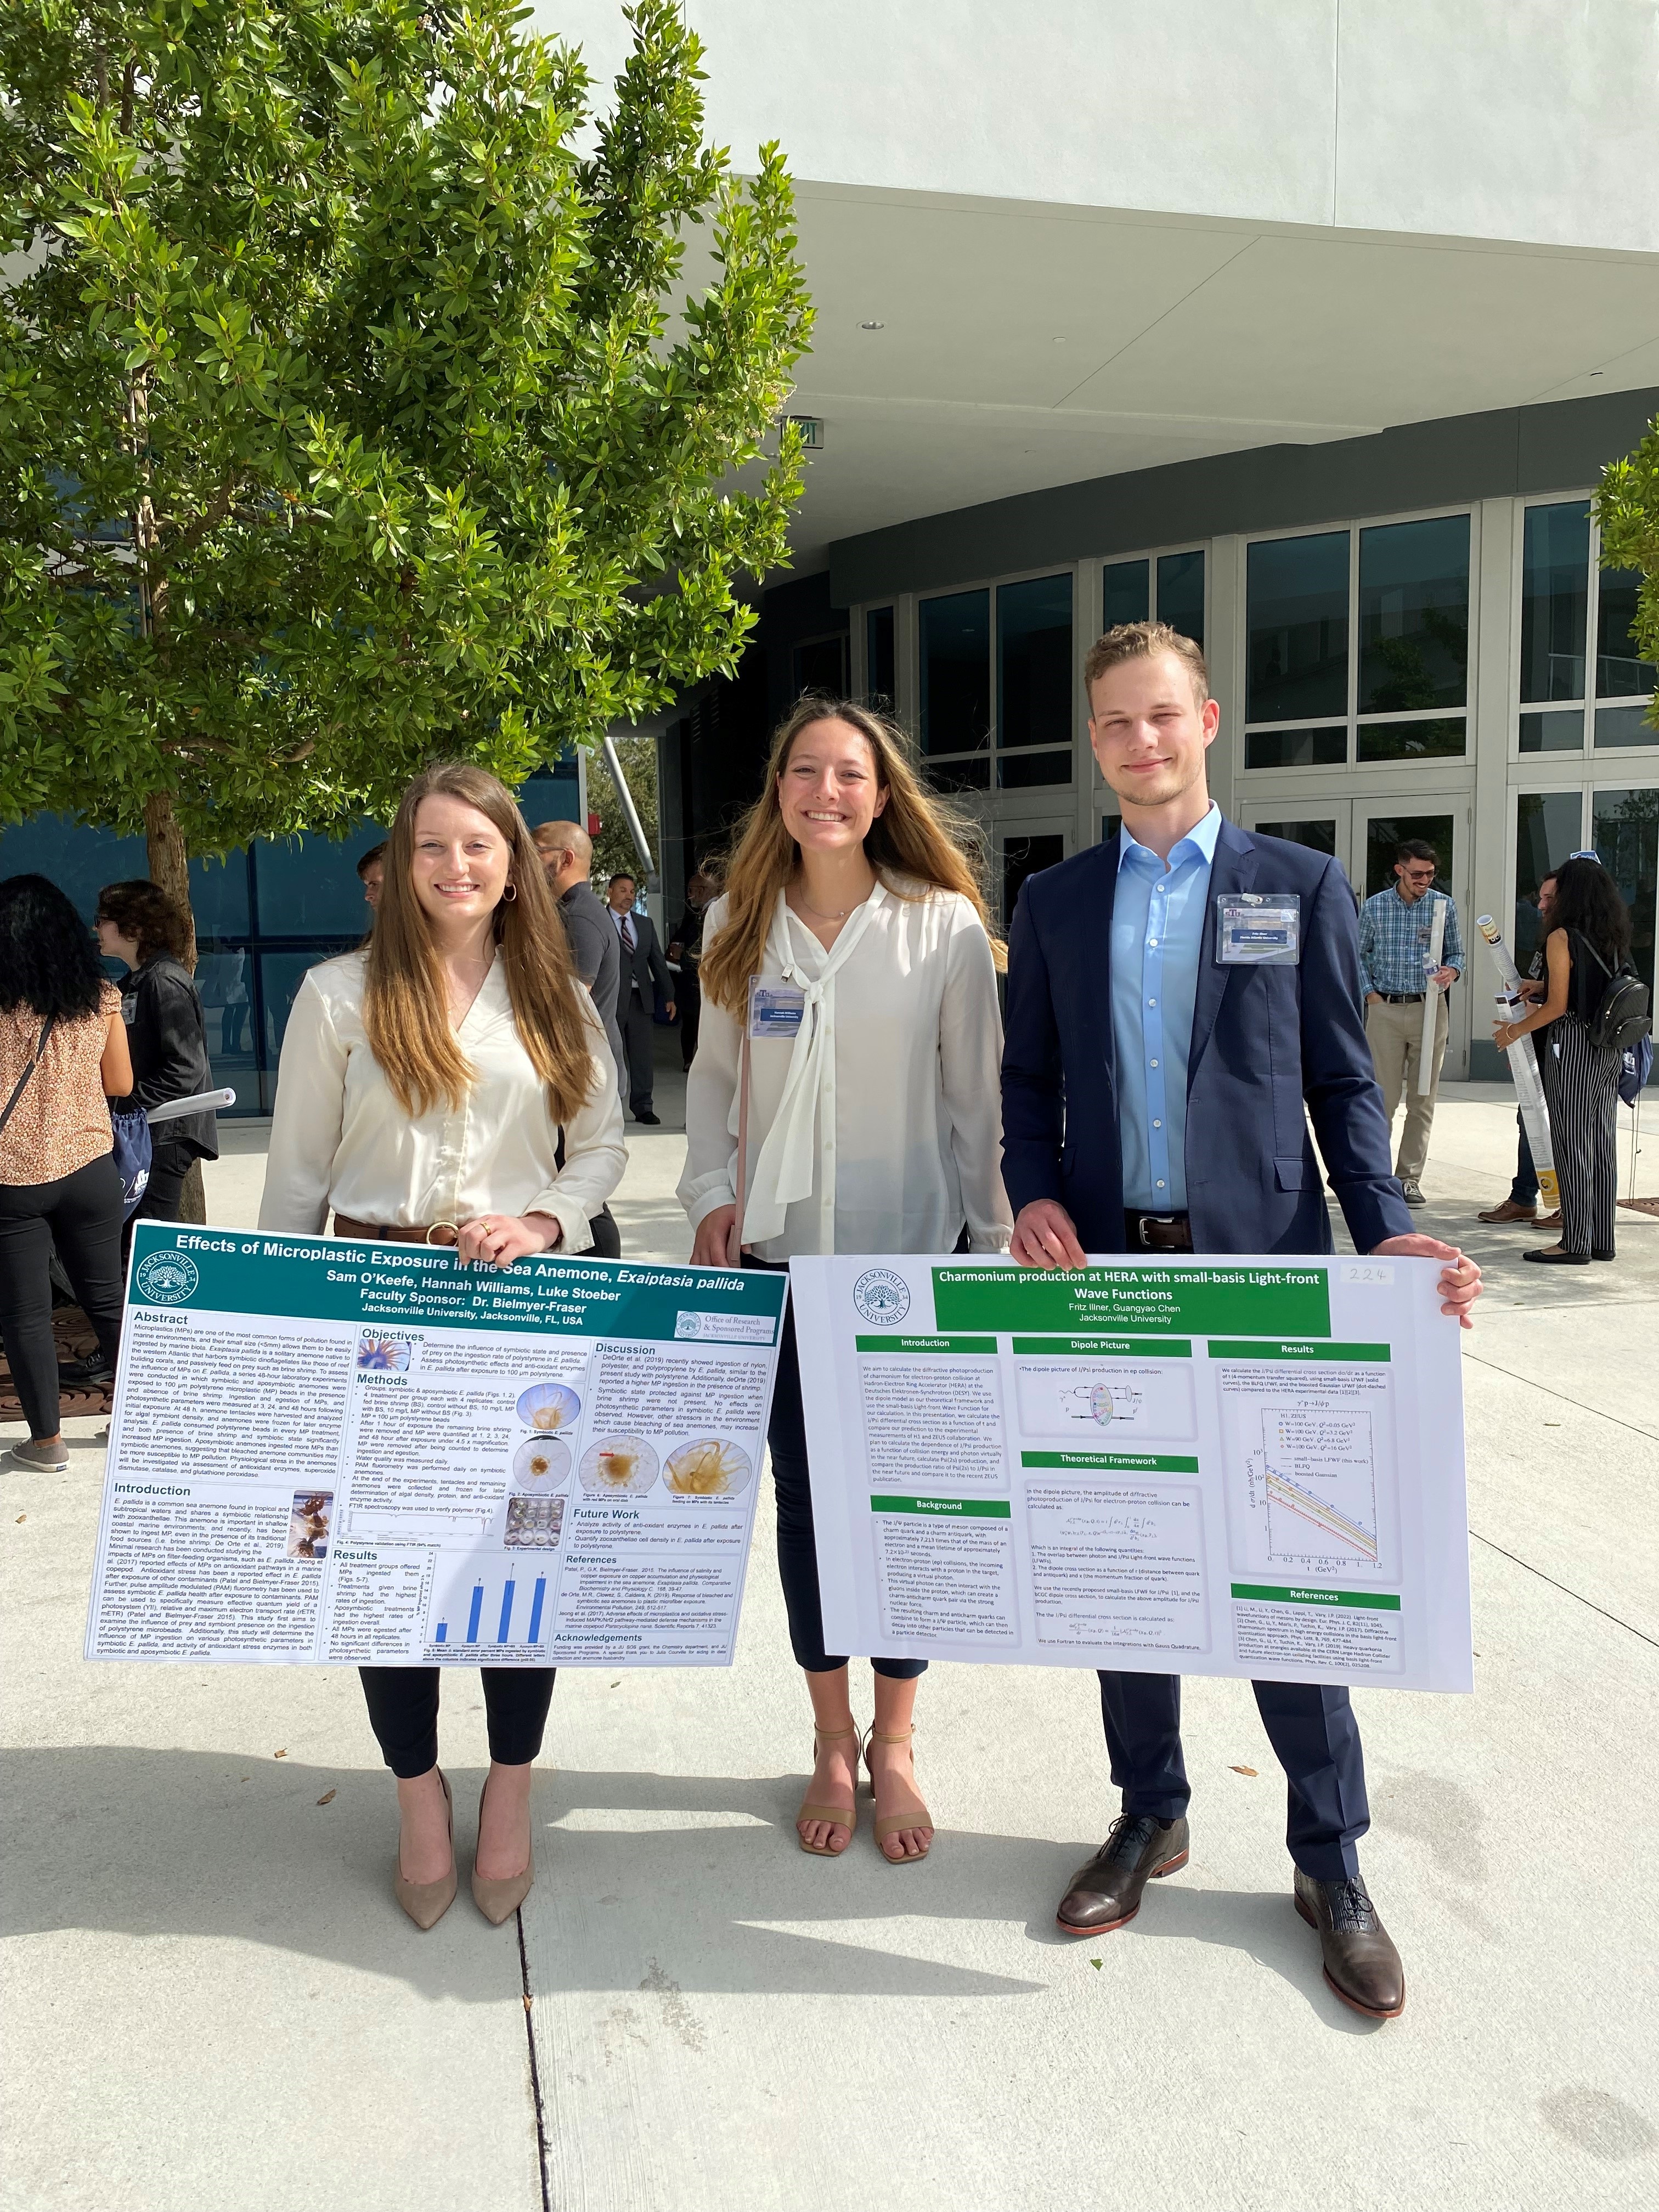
top-left (1111, 804), bottom-right (1223, 1210)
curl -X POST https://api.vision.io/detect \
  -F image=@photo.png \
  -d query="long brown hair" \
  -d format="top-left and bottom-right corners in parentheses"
top-left (701, 698), bottom-right (1002, 1013)
top-left (364, 763), bottom-right (596, 1124)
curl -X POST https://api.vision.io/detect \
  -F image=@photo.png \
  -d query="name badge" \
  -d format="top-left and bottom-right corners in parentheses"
top-left (746, 981), bottom-right (806, 1039)
top-left (1215, 891), bottom-right (1300, 966)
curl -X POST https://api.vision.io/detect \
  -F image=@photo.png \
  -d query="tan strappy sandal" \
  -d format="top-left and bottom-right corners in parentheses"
top-left (865, 1725), bottom-right (934, 1864)
top-left (797, 1721), bottom-right (861, 1856)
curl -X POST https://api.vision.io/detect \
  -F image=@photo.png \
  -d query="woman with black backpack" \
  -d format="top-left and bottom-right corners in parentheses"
top-left (1492, 856), bottom-right (1645, 1266)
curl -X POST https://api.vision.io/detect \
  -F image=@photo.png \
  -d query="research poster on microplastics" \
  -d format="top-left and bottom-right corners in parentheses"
top-left (84, 1226), bottom-right (788, 1669)
top-left (791, 1254), bottom-right (1471, 1692)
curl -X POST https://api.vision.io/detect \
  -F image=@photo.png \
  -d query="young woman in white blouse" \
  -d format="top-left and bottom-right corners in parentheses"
top-left (680, 699), bottom-right (1011, 1863)
top-left (262, 763), bottom-right (625, 1931)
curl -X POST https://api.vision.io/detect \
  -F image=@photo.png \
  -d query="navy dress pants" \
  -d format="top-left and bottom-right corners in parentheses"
top-left (1097, 1668), bottom-right (1369, 1882)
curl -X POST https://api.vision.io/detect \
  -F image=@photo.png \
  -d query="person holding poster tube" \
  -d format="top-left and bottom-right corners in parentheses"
top-left (682, 699), bottom-right (1012, 1862)
top-left (1491, 855), bottom-right (1634, 1265)
top-left (1476, 874), bottom-right (1562, 1229)
top-left (1357, 839), bottom-right (1464, 1206)
top-left (1002, 622), bottom-right (1482, 2019)
top-left (261, 763), bottom-right (626, 1930)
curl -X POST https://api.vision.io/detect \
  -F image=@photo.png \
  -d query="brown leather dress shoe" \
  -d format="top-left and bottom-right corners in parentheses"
top-left (1056, 1812), bottom-right (1190, 1934)
top-left (1293, 1869), bottom-right (1406, 2018)
top-left (1476, 1199), bottom-right (1539, 1225)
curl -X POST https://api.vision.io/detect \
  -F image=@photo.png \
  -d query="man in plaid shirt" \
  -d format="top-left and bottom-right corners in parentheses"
top-left (1358, 838), bottom-right (1464, 1204)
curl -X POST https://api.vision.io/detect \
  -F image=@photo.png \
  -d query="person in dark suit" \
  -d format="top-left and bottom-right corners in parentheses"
top-left (606, 871), bottom-right (674, 1124)
top-left (1001, 620), bottom-right (1482, 2021)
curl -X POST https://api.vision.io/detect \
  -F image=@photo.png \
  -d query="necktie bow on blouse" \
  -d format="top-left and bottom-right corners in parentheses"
top-left (740, 893), bottom-right (880, 1244)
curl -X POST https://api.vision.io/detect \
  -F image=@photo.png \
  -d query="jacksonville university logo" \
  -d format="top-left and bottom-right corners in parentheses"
top-left (851, 1268), bottom-right (910, 1326)
top-left (134, 1251), bottom-right (200, 1306)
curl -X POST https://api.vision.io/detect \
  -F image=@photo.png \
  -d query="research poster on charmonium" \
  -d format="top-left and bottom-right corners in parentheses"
top-left (85, 1226), bottom-right (789, 1669)
top-left (792, 1254), bottom-right (1471, 1692)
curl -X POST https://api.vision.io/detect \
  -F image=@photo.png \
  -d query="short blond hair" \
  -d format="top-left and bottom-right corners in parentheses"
top-left (1084, 621), bottom-right (1209, 707)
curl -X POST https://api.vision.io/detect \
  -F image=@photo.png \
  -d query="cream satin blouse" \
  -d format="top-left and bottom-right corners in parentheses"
top-left (259, 952), bottom-right (625, 1254)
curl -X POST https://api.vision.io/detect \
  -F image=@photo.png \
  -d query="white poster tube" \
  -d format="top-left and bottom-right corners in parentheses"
top-left (1415, 900), bottom-right (1446, 1094)
top-left (145, 1087), bottom-right (236, 1125)
top-left (1475, 917), bottom-right (1559, 1209)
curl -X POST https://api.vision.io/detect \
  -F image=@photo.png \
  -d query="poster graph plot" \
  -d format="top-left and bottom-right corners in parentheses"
top-left (430, 1559), bottom-right (550, 1650)
top-left (1246, 1407), bottom-right (1379, 1568)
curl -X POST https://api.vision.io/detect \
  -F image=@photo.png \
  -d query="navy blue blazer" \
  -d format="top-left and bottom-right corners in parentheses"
top-left (1001, 816), bottom-right (1413, 1257)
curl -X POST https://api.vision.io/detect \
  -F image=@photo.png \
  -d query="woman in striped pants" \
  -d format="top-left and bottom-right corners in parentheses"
top-left (1491, 856), bottom-right (1631, 1266)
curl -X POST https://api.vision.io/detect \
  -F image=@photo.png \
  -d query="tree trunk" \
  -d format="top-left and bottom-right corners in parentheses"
top-left (143, 791), bottom-right (196, 972)
top-left (178, 1160), bottom-right (207, 1223)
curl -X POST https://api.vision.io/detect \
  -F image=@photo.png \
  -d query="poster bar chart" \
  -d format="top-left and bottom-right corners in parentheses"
top-left (497, 1579), bottom-right (516, 1644)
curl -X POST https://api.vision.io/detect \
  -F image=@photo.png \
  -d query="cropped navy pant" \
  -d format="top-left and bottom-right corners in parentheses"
top-left (1097, 1669), bottom-right (1369, 1882)
top-left (757, 1266), bottom-right (926, 1681)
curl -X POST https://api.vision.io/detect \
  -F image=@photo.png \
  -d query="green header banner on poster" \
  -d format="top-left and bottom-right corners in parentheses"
top-left (932, 1264), bottom-right (1331, 1338)
top-left (125, 1225), bottom-right (787, 1344)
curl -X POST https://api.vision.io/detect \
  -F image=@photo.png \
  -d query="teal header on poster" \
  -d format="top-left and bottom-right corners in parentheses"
top-left (125, 1225), bottom-right (787, 1343)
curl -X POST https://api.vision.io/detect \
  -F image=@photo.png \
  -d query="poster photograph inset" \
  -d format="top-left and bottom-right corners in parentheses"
top-left (791, 1252), bottom-right (1471, 1693)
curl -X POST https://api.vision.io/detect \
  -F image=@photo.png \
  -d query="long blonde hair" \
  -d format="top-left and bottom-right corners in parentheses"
top-left (364, 763), bottom-right (596, 1125)
top-left (701, 698), bottom-right (1002, 1014)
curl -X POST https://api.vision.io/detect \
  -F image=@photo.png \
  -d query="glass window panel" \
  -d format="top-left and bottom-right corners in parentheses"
top-left (865, 606), bottom-right (895, 705)
top-left (1357, 515), bottom-right (1469, 713)
top-left (997, 573), bottom-right (1073, 749)
top-left (1595, 565), bottom-right (1657, 701)
top-left (1519, 501), bottom-right (1590, 703)
top-left (919, 589), bottom-right (990, 756)
top-left (1155, 550), bottom-right (1205, 648)
top-left (1592, 787), bottom-right (1659, 998)
top-left (1254, 819), bottom-right (1338, 857)
top-left (1246, 532), bottom-right (1349, 723)
top-left (1363, 814), bottom-right (1454, 902)
top-left (1519, 709), bottom-right (1584, 754)
top-left (0, 816), bottom-right (251, 939)
top-left (923, 755), bottom-right (990, 793)
top-left (252, 823), bottom-right (388, 937)
top-left (262, 945), bottom-right (359, 1097)
top-left (792, 635), bottom-right (847, 696)
top-left (1513, 792), bottom-right (1583, 967)
top-left (191, 946), bottom-right (261, 1115)
top-left (1356, 716), bottom-right (1466, 763)
top-left (1001, 834), bottom-right (1065, 927)
top-left (1099, 811), bottom-right (1121, 845)
top-left (997, 748), bottom-right (1073, 789)
top-left (1244, 725), bottom-right (1347, 769)
top-left (1594, 703), bottom-right (1657, 749)
top-left (1102, 558), bottom-right (1150, 632)
top-left (515, 762), bottom-right (583, 831)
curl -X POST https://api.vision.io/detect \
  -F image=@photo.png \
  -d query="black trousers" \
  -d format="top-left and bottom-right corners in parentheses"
top-left (1097, 1669), bottom-right (1369, 1882)
top-left (621, 993), bottom-right (656, 1113)
top-left (586, 1206), bottom-right (622, 1259)
top-left (1546, 1013), bottom-right (1620, 1257)
top-left (0, 1153), bottom-right (126, 1439)
top-left (359, 1667), bottom-right (557, 1779)
top-left (677, 974), bottom-right (701, 1070)
top-left (758, 1267), bottom-right (926, 1680)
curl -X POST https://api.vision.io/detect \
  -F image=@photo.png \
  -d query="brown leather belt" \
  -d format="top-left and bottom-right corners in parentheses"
top-left (332, 1214), bottom-right (460, 1246)
top-left (1124, 1210), bottom-right (1193, 1252)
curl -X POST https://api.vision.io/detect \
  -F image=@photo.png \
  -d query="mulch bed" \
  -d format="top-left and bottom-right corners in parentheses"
top-left (0, 1305), bottom-right (114, 1424)
top-left (1617, 1197), bottom-right (1659, 1217)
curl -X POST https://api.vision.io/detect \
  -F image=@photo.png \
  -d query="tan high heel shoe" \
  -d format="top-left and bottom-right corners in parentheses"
top-left (393, 1769), bottom-right (457, 1930)
top-left (797, 1721), bottom-right (861, 1856)
top-left (471, 1772), bottom-right (535, 1925)
top-left (865, 1726), bottom-right (933, 1864)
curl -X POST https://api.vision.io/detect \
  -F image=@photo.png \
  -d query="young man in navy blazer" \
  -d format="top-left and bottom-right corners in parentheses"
top-left (1001, 622), bottom-right (1482, 2019)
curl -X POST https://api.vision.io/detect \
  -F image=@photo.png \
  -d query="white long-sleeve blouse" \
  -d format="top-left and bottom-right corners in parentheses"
top-left (259, 952), bottom-right (626, 1254)
top-left (679, 879), bottom-right (1012, 1261)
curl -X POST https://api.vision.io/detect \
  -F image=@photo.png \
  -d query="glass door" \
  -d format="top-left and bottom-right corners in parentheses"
top-left (997, 822), bottom-right (1070, 928)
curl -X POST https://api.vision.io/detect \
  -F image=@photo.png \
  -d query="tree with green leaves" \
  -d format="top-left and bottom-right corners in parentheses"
top-left (1598, 422), bottom-right (1659, 742)
top-left (0, 0), bottom-right (811, 958)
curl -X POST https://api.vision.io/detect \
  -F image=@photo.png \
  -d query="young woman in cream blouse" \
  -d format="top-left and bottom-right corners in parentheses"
top-left (680, 698), bottom-right (1012, 1863)
top-left (262, 763), bottom-right (625, 1931)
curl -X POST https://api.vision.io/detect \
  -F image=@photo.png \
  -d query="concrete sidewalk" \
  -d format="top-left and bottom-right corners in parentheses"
top-left (4, 1061), bottom-right (1657, 2210)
